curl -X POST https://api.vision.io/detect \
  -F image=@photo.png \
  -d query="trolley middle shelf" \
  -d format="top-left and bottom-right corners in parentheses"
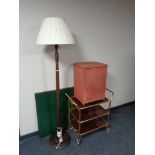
top-left (70, 105), bottom-right (109, 123)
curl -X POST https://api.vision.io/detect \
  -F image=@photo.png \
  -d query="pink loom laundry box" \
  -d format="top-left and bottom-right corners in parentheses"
top-left (74, 62), bottom-right (108, 105)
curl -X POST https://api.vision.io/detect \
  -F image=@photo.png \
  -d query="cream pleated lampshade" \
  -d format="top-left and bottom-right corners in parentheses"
top-left (36, 17), bottom-right (75, 45)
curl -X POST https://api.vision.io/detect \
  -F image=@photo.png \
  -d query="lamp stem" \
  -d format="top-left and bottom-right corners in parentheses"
top-left (49, 44), bottom-right (70, 149)
top-left (55, 44), bottom-right (61, 129)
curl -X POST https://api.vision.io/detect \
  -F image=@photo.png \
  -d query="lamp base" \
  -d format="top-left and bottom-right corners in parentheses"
top-left (49, 131), bottom-right (70, 150)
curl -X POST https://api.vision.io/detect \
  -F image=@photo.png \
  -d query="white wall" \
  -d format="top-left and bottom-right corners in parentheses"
top-left (19, 0), bottom-right (135, 136)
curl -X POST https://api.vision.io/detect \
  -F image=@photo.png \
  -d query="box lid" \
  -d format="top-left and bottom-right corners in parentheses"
top-left (74, 61), bottom-right (107, 68)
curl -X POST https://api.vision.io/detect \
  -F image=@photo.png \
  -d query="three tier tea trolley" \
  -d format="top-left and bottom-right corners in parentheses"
top-left (65, 88), bottom-right (114, 144)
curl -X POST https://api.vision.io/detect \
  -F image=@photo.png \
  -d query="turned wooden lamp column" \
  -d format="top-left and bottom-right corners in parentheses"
top-left (36, 17), bottom-right (74, 149)
top-left (55, 44), bottom-right (61, 129)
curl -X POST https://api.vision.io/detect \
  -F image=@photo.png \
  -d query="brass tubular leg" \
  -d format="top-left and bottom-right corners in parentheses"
top-left (78, 109), bottom-right (81, 139)
top-left (68, 98), bottom-right (70, 128)
top-left (107, 100), bottom-right (111, 132)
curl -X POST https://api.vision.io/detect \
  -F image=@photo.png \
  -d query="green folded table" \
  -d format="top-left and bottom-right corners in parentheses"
top-left (35, 87), bottom-right (74, 137)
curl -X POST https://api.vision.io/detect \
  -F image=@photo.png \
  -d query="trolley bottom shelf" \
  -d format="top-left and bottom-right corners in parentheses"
top-left (71, 117), bottom-right (108, 136)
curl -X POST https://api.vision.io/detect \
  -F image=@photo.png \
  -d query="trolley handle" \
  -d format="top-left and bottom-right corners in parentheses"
top-left (65, 93), bottom-right (78, 107)
top-left (106, 88), bottom-right (114, 101)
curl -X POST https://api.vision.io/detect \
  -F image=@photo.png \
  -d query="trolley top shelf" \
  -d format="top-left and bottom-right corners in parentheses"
top-left (65, 94), bottom-right (109, 110)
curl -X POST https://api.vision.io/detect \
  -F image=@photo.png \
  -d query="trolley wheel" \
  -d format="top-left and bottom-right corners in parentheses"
top-left (76, 137), bottom-right (81, 145)
top-left (107, 127), bottom-right (110, 133)
top-left (69, 126), bottom-right (73, 129)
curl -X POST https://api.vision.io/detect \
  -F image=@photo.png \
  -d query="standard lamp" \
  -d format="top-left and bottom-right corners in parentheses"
top-left (36, 17), bottom-right (74, 149)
